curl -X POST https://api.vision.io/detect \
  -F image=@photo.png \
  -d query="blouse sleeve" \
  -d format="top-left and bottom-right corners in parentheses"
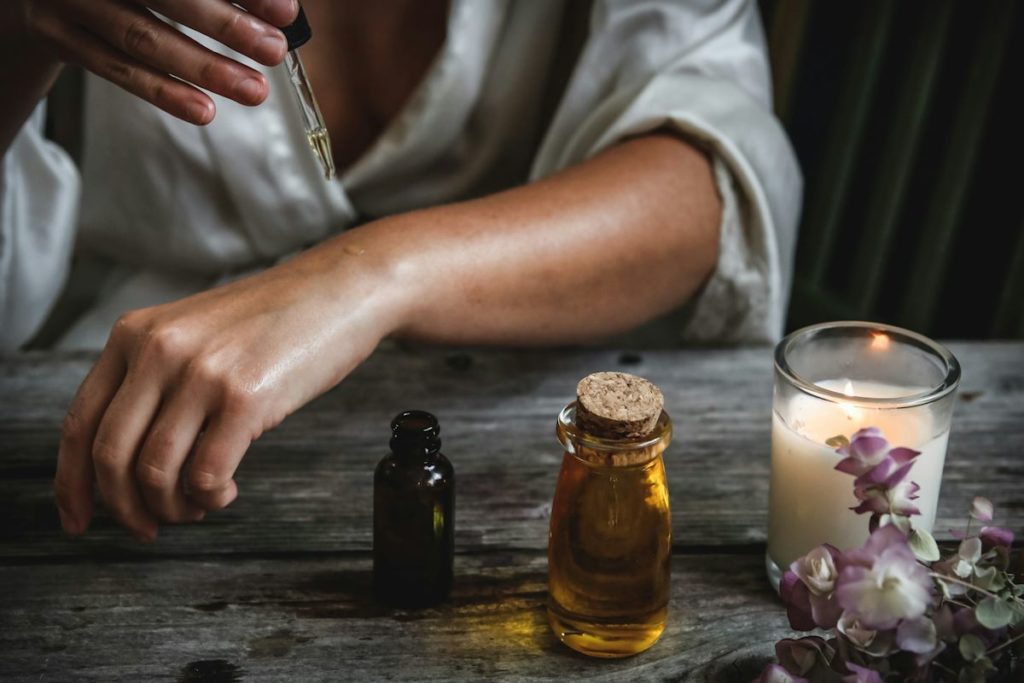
top-left (531, 0), bottom-right (802, 343)
top-left (0, 103), bottom-right (81, 350)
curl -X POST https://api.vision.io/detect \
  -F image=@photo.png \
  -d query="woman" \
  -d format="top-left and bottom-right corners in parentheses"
top-left (0, 0), bottom-right (801, 541)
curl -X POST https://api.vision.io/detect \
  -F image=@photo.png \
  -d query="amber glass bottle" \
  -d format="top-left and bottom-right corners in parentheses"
top-left (547, 394), bottom-right (673, 658)
top-left (373, 410), bottom-right (455, 607)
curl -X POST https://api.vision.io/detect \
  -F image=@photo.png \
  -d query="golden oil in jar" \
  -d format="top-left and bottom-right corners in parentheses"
top-left (547, 372), bottom-right (672, 658)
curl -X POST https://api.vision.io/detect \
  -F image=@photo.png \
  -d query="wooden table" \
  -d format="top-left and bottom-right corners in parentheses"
top-left (1, 344), bottom-right (1022, 681)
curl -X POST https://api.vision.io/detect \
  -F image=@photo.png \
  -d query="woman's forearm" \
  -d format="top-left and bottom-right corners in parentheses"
top-left (335, 133), bottom-right (722, 345)
top-left (52, 132), bottom-right (722, 540)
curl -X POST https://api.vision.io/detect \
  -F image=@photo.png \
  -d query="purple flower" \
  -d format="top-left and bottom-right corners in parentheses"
top-left (789, 545), bottom-right (843, 628)
top-left (780, 570), bottom-right (816, 631)
top-left (848, 456), bottom-right (921, 519)
top-left (836, 612), bottom-right (896, 657)
top-left (835, 526), bottom-right (934, 630)
top-left (979, 526), bottom-right (1014, 550)
top-left (843, 662), bottom-right (883, 683)
top-left (970, 496), bottom-right (993, 522)
top-left (793, 545), bottom-right (840, 595)
top-left (753, 663), bottom-right (809, 683)
top-left (775, 637), bottom-right (831, 677)
top-left (836, 611), bottom-right (877, 650)
top-left (834, 428), bottom-right (889, 476)
top-left (835, 428), bottom-right (919, 477)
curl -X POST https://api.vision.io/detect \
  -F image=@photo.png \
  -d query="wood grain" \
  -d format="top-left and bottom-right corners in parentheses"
top-left (0, 552), bottom-right (788, 682)
top-left (1, 344), bottom-right (1021, 559)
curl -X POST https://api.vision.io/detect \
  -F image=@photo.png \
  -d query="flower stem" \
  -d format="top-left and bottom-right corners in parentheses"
top-left (942, 598), bottom-right (973, 610)
top-left (985, 629), bottom-right (1024, 656)
top-left (930, 573), bottom-right (1002, 601)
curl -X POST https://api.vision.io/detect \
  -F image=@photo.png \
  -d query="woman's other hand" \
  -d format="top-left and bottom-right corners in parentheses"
top-left (15, 0), bottom-right (299, 124)
top-left (54, 240), bottom-right (405, 541)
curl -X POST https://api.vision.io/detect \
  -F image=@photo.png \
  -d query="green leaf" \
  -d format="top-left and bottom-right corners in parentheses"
top-left (826, 435), bottom-right (849, 449)
top-left (976, 596), bottom-right (1015, 629)
top-left (976, 656), bottom-right (996, 672)
top-left (954, 559), bottom-right (974, 579)
top-left (909, 528), bottom-right (941, 562)
top-left (958, 537), bottom-right (982, 563)
top-left (972, 565), bottom-right (1005, 592)
top-left (959, 633), bottom-right (986, 662)
top-left (890, 514), bottom-right (912, 534)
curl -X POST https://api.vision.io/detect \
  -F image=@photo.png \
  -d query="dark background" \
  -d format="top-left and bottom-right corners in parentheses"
top-left (760, 0), bottom-right (1023, 339)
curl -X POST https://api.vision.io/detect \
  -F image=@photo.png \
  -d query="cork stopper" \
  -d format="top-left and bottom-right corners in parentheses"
top-left (575, 372), bottom-right (664, 439)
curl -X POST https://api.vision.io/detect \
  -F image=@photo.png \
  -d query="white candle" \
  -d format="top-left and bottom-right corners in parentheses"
top-left (767, 379), bottom-right (950, 571)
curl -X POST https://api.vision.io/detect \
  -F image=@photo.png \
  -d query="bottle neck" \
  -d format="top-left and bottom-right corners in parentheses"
top-left (389, 410), bottom-right (441, 462)
top-left (389, 435), bottom-right (441, 462)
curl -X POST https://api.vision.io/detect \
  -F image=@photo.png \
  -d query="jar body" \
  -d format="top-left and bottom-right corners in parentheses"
top-left (373, 452), bottom-right (455, 607)
top-left (547, 405), bottom-right (672, 658)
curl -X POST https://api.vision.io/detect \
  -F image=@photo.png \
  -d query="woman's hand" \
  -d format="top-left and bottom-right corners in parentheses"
top-left (54, 240), bottom-right (406, 541)
top-left (15, 0), bottom-right (299, 124)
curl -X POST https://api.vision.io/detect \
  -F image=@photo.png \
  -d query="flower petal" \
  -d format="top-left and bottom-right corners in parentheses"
top-left (851, 427), bottom-right (884, 440)
top-left (843, 662), bottom-right (884, 683)
top-left (810, 593), bottom-right (842, 629)
top-left (754, 663), bottom-right (809, 683)
top-left (835, 527), bottom-right (932, 630)
top-left (881, 460), bottom-right (915, 489)
top-left (775, 637), bottom-right (829, 676)
top-left (780, 571), bottom-right (816, 631)
top-left (979, 526), bottom-right (1014, 550)
top-left (849, 435), bottom-right (890, 463)
top-left (835, 457), bottom-right (866, 476)
top-left (958, 537), bottom-right (982, 563)
top-left (970, 497), bottom-right (994, 522)
top-left (854, 457), bottom-right (898, 488)
top-left (887, 447), bottom-right (921, 464)
top-left (896, 616), bottom-right (938, 654)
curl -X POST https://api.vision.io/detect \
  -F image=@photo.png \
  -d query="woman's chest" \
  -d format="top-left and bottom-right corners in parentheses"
top-left (297, 0), bottom-right (449, 173)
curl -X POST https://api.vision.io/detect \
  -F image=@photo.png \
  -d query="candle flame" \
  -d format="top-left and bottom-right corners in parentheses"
top-left (870, 332), bottom-right (891, 351)
top-left (841, 380), bottom-right (860, 421)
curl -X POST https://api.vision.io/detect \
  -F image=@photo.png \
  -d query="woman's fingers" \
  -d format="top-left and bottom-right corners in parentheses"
top-left (42, 15), bottom-right (215, 124)
top-left (232, 0), bottom-right (301, 29)
top-left (54, 349), bottom-right (125, 536)
top-left (140, 0), bottom-right (293, 66)
top-left (91, 373), bottom-right (162, 542)
top-left (64, 0), bottom-right (269, 107)
top-left (136, 393), bottom-right (208, 523)
top-left (24, 0), bottom-right (297, 124)
top-left (186, 413), bottom-right (254, 511)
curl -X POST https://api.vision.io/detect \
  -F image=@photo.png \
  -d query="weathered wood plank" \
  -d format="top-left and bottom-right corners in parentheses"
top-left (0, 552), bottom-right (790, 682)
top-left (1, 344), bottom-right (1022, 559)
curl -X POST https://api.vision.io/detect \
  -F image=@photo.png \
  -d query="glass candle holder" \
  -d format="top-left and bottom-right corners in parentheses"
top-left (766, 321), bottom-right (960, 590)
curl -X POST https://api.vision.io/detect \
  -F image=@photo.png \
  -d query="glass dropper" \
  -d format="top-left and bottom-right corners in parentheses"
top-left (281, 6), bottom-right (336, 180)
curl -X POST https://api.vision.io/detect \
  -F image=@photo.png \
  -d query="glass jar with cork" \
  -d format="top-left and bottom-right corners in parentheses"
top-left (547, 372), bottom-right (673, 658)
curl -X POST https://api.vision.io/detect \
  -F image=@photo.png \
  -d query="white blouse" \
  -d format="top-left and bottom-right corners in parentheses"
top-left (0, 0), bottom-right (802, 350)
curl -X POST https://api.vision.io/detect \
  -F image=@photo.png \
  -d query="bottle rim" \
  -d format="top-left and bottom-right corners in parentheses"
top-left (556, 402), bottom-right (672, 461)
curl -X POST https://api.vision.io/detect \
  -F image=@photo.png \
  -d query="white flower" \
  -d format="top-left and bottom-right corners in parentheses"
top-left (835, 526), bottom-right (934, 630)
top-left (793, 545), bottom-right (839, 596)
